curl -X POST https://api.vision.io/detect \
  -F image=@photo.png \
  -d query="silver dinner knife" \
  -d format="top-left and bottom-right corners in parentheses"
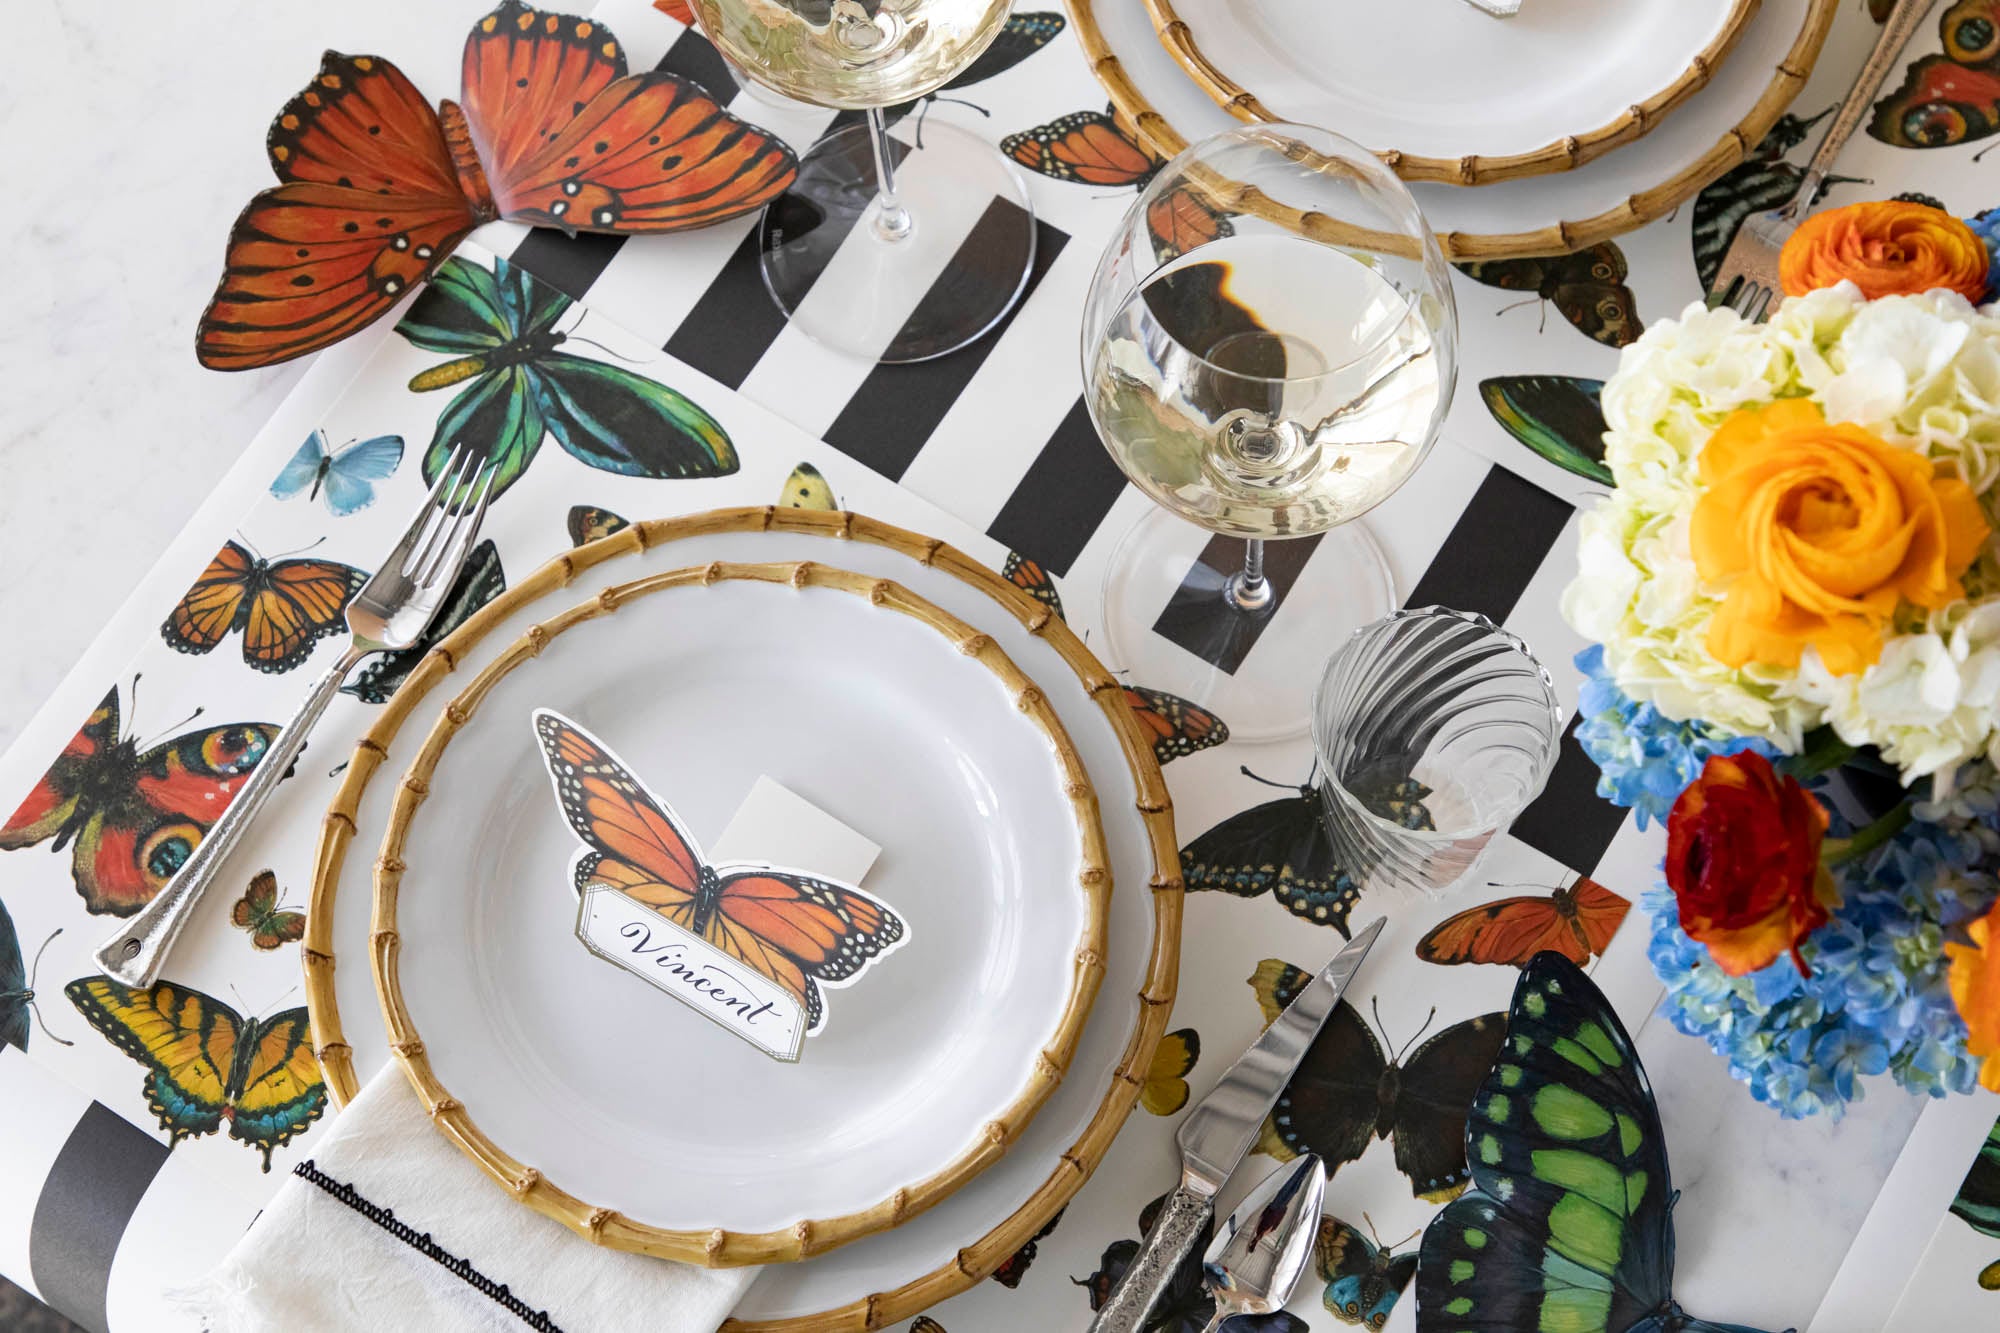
top-left (1086, 917), bottom-right (1385, 1333)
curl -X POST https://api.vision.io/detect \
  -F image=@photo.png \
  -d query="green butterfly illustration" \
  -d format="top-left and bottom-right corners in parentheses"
top-left (1480, 376), bottom-right (1611, 487)
top-left (1950, 1115), bottom-right (2000, 1290)
top-left (1415, 954), bottom-right (1783, 1333)
top-left (398, 254), bottom-right (738, 500)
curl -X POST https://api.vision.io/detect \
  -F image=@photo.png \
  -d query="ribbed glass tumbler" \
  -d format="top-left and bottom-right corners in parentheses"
top-left (1310, 607), bottom-right (1562, 896)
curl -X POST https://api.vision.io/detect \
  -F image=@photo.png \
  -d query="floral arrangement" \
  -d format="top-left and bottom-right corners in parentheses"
top-left (1563, 199), bottom-right (2000, 1116)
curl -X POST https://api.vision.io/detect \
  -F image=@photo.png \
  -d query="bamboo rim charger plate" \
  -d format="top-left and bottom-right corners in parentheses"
top-left (1149, 0), bottom-right (1761, 185)
top-left (1067, 0), bottom-right (1837, 259)
top-left (303, 507), bottom-right (1183, 1331)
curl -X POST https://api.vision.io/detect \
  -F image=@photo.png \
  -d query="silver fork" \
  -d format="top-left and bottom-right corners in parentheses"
top-left (1709, 0), bottom-right (1935, 320)
top-left (95, 447), bottom-right (498, 988)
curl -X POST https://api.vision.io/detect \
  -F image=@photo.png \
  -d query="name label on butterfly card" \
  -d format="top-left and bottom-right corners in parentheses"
top-left (574, 886), bottom-right (809, 1062)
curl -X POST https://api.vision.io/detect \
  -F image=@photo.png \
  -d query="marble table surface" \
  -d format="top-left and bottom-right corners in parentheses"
top-left (0, 3), bottom-right (1935, 1329)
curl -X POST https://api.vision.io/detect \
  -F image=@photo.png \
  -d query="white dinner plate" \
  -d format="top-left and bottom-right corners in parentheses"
top-left (1074, 0), bottom-right (1836, 256)
top-left (1155, 0), bottom-right (1755, 182)
top-left (373, 561), bottom-right (1108, 1263)
top-left (311, 511), bottom-right (1176, 1327)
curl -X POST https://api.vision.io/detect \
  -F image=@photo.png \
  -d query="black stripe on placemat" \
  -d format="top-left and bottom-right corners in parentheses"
top-left (986, 397), bottom-right (1129, 576)
top-left (1510, 716), bottom-right (1631, 876)
top-left (1403, 463), bottom-right (1572, 624)
top-left (506, 30), bottom-right (730, 300)
top-left (1148, 534), bottom-right (1326, 675)
top-left (824, 210), bottom-right (1068, 478)
top-left (295, 1158), bottom-right (562, 1331)
top-left (28, 1103), bottom-right (169, 1333)
top-left (664, 113), bottom-right (899, 389)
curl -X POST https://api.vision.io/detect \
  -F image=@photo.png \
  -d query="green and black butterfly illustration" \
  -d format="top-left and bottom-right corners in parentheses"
top-left (399, 254), bottom-right (738, 501)
top-left (1950, 1114), bottom-right (2000, 1290)
top-left (1251, 960), bottom-right (1504, 1200)
top-left (1457, 244), bottom-right (1641, 349)
top-left (1415, 953), bottom-right (1783, 1333)
top-left (1480, 376), bottom-right (1611, 486)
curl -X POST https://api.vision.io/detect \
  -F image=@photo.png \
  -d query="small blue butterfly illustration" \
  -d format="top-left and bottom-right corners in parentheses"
top-left (270, 430), bottom-right (405, 517)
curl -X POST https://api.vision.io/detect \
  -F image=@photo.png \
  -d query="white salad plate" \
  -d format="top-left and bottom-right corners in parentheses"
top-left (371, 560), bottom-right (1108, 1264)
top-left (1152, 0), bottom-right (1756, 182)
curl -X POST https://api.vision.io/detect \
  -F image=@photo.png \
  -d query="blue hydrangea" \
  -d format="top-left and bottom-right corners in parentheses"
top-left (1644, 765), bottom-right (2000, 1118)
top-left (1966, 208), bottom-right (2000, 304)
top-left (1572, 646), bottom-right (1780, 830)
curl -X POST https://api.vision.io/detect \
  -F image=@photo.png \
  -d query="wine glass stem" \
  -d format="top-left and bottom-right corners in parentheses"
top-left (866, 106), bottom-right (914, 244)
top-left (1227, 538), bottom-right (1274, 614)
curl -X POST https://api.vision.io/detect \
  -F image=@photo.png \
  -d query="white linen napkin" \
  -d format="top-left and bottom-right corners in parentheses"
top-left (181, 1071), bottom-right (758, 1332)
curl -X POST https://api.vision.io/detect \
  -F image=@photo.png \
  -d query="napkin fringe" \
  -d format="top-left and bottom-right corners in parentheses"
top-left (290, 1158), bottom-right (567, 1331)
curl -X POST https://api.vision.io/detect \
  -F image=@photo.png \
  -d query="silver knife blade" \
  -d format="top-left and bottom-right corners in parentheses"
top-left (1175, 916), bottom-right (1384, 1194)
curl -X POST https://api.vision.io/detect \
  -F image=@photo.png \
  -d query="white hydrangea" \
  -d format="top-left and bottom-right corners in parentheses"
top-left (1562, 289), bottom-right (2000, 784)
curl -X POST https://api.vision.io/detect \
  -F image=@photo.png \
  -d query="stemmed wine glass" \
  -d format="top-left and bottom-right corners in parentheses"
top-left (688, 0), bottom-right (1037, 362)
top-left (1079, 124), bottom-right (1458, 740)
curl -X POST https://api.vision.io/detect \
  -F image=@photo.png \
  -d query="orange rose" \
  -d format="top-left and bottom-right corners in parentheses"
top-left (1665, 752), bottom-right (1836, 976)
top-left (1779, 200), bottom-right (1990, 302)
top-left (1690, 399), bottom-right (1989, 674)
top-left (1947, 898), bottom-right (2000, 1092)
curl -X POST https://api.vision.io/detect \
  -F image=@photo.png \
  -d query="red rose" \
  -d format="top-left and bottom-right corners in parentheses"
top-left (1665, 752), bottom-right (1837, 977)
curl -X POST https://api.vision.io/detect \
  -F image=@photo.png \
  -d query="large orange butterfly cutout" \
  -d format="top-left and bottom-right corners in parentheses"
top-left (534, 711), bottom-right (905, 1031)
top-left (1000, 106), bottom-right (1230, 259)
top-left (1414, 876), bottom-right (1631, 968)
top-left (197, 1), bottom-right (798, 370)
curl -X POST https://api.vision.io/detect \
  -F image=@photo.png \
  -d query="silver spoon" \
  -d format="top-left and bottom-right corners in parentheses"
top-left (1198, 1154), bottom-right (1327, 1333)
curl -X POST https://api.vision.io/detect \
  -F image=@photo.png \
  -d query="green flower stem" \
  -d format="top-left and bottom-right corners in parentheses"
top-left (1823, 802), bottom-right (1913, 867)
top-left (1779, 727), bottom-right (1859, 782)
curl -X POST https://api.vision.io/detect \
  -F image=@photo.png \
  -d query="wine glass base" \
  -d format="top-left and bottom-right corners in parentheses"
top-left (757, 121), bottom-right (1035, 363)
top-left (1099, 508), bottom-right (1398, 744)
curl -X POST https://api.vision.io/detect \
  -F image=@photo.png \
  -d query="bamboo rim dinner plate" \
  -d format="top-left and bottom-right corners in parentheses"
top-left (1068, 0), bottom-right (1836, 259)
top-left (370, 558), bottom-right (1108, 1265)
top-left (303, 507), bottom-right (1182, 1328)
top-left (1150, 0), bottom-right (1760, 186)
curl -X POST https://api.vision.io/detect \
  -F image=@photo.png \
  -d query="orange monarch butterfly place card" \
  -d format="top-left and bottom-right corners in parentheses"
top-left (532, 709), bottom-right (907, 1062)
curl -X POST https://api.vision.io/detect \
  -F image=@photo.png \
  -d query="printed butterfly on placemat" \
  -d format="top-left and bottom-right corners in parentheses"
top-left (1950, 1115), bottom-right (2000, 1289)
top-left (780, 462), bottom-right (842, 512)
top-left (1251, 960), bottom-right (1504, 1200)
top-left (1076, 1191), bottom-right (1309, 1333)
top-left (1142, 1027), bottom-right (1201, 1115)
top-left (991, 1207), bottom-right (1065, 1289)
top-left (1871, 0), bottom-right (2000, 148)
top-left (1414, 953), bottom-right (1781, 1333)
top-left (0, 685), bottom-right (278, 915)
top-left (1318, 1214), bottom-right (1419, 1329)
top-left (401, 254), bottom-right (738, 500)
top-left (1002, 551), bottom-right (1064, 620)
top-left (1416, 876), bottom-right (1632, 968)
top-left (1457, 244), bottom-right (1641, 349)
top-left (271, 430), bottom-right (405, 517)
top-left (0, 901), bottom-right (68, 1052)
top-left (1479, 376), bottom-right (1611, 487)
top-left (67, 976), bottom-right (327, 1171)
top-left (535, 711), bottom-right (905, 1031)
top-left (1691, 110), bottom-right (1856, 290)
top-left (196, 0), bottom-right (797, 370)
top-left (162, 539), bottom-right (368, 675)
top-left (342, 539), bottom-right (505, 704)
top-left (567, 504), bottom-right (632, 547)
top-left (1001, 106), bottom-right (1233, 261)
top-left (233, 870), bottom-right (306, 951)
top-left (1182, 768), bottom-right (1360, 934)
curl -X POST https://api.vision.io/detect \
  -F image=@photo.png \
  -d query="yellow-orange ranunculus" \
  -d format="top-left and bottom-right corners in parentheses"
top-left (1779, 199), bottom-right (1990, 302)
top-left (1947, 898), bottom-right (2000, 1092)
top-left (1690, 399), bottom-right (1989, 674)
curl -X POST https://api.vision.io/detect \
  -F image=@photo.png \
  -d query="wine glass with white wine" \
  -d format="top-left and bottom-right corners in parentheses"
top-left (1081, 124), bottom-right (1457, 741)
top-left (689, 0), bottom-right (1036, 362)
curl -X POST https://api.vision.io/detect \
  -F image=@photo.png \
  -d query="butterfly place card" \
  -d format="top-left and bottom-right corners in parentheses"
top-left (532, 710), bottom-right (908, 1062)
